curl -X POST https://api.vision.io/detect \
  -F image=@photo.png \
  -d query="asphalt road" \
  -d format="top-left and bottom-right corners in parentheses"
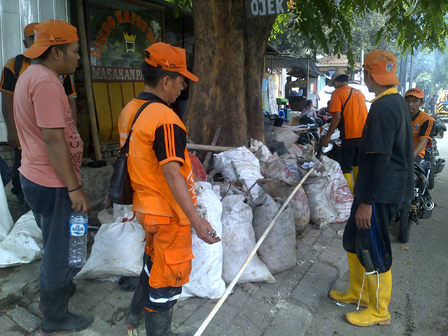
top-left (305, 128), bottom-right (448, 336)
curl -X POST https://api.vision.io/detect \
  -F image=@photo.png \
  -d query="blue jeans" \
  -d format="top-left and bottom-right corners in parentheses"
top-left (20, 174), bottom-right (79, 289)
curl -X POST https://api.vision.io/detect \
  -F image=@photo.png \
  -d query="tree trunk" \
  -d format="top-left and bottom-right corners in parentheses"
top-left (184, 0), bottom-right (275, 147)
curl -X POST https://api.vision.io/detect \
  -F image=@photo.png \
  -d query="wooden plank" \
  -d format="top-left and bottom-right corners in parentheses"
top-left (134, 82), bottom-right (145, 95)
top-left (92, 82), bottom-right (113, 141)
top-left (187, 143), bottom-right (254, 152)
top-left (108, 82), bottom-right (124, 141)
top-left (202, 126), bottom-right (222, 170)
top-left (121, 82), bottom-right (135, 106)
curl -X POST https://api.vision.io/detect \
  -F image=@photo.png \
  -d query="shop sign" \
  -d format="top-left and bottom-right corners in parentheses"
top-left (91, 66), bottom-right (144, 82)
top-left (247, 0), bottom-right (288, 17)
top-left (88, 1), bottom-right (162, 68)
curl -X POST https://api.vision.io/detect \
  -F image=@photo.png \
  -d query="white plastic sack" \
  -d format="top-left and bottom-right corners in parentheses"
top-left (113, 204), bottom-right (134, 221)
top-left (76, 215), bottom-right (145, 280)
top-left (259, 153), bottom-right (296, 184)
top-left (0, 211), bottom-right (43, 268)
top-left (221, 195), bottom-right (275, 284)
top-left (272, 127), bottom-right (299, 148)
top-left (260, 179), bottom-right (310, 235)
top-left (213, 147), bottom-right (265, 205)
top-left (320, 156), bottom-right (353, 222)
top-left (253, 195), bottom-right (297, 274)
top-left (0, 176), bottom-right (14, 242)
top-left (180, 182), bottom-right (226, 300)
top-left (302, 156), bottom-right (353, 228)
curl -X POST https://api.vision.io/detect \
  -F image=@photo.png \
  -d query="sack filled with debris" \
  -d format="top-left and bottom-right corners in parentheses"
top-left (221, 195), bottom-right (275, 284)
top-left (253, 195), bottom-right (297, 274)
top-left (76, 214), bottom-right (145, 280)
top-left (0, 211), bottom-right (42, 268)
top-left (213, 147), bottom-right (266, 206)
top-left (180, 182), bottom-right (226, 300)
top-left (259, 179), bottom-right (310, 235)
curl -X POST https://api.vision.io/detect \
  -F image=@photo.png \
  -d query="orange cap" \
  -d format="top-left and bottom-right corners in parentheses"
top-left (405, 88), bottom-right (424, 99)
top-left (24, 23), bottom-right (38, 37)
top-left (23, 20), bottom-right (78, 59)
top-left (144, 42), bottom-right (198, 82)
top-left (363, 49), bottom-right (400, 86)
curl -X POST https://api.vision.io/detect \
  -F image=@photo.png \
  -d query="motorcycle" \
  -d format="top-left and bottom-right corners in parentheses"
top-left (426, 112), bottom-right (446, 189)
top-left (394, 159), bottom-right (435, 243)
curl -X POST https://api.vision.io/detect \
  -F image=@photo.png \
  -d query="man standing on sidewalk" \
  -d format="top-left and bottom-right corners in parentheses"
top-left (328, 50), bottom-right (413, 327)
top-left (321, 70), bottom-right (368, 192)
top-left (119, 42), bottom-right (220, 336)
top-left (0, 22), bottom-right (78, 215)
top-left (13, 20), bottom-right (93, 334)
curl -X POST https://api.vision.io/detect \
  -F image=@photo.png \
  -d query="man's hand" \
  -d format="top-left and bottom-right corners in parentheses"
top-left (190, 217), bottom-right (221, 244)
top-left (7, 131), bottom-right (20, 149)
top-left (355, 203), bottom-right (372, 229)
top-left (321, 135), bottom-right (331, 147)
top-left (68, 188), bottom-right (91, 212)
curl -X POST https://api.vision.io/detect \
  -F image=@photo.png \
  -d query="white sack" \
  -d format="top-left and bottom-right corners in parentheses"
top-left (213, 147), bottom-right (265, 205)
top-left (320, 156), bottom-right (353, 222)
top-left (0, 176), bottom-right (14, 242)
top-left (221, 195), bottom-right (275, 284)
top-left (259, 153), bottom-right (296, 184)
top-left (272, 127), bottom-right (299, 148)
top-left (180, 182), bottom-right (226, 300)
top-left (260, 179), bottom-right (310, 234)
top-left (253, 196), bottom-right (297, 274)
top-left (0, 211), bottom-right (43, 268)
top-left (302, 156), bottom-right (353, 228)
top-left (113, 204), bottom-right (134, 221)
top-left (76, 216), bottom-right (145, 280)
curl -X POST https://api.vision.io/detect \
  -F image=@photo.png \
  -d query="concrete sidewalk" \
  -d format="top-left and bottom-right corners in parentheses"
top-left (0, 220), bottom-right (348, 336)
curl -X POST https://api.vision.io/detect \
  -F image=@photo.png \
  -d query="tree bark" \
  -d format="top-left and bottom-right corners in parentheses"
top-left (184, 0), bottom-right (275, 147)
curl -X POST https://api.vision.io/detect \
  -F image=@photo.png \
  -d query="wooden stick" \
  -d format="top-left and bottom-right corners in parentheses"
top-left (203, 126), bottom-right (222, 170)
top-left (187, 143), bottom-right (246, 152)
top-left (193, 165), bottom-right (316, 336)
top-left (76, 0), bottom-right (102, 161)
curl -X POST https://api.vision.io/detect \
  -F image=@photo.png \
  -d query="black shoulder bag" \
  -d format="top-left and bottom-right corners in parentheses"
top-left (108, 100), bottom-right (153, 205)
top-left (341, 87), bottom-right (354, 113)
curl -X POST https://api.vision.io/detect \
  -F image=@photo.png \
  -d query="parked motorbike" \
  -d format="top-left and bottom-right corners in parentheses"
top-left (394, 159), bottom-right (435, 243)
top-left (426, 112), bottom-right (446, 189)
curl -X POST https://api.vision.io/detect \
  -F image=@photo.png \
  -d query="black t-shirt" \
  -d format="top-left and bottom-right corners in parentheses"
top-left (354, 93), bottom-right (414, 204)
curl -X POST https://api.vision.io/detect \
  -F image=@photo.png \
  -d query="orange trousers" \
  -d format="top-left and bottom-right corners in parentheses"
top-left (137, 213), bottom-right (193, 289)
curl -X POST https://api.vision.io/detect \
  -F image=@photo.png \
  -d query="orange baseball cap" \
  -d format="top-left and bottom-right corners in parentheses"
top-left (144, 42), bottom-right (198, 82)
top-left (24, 23), bottom-right (38, 37)
top-left (23, 20), bottom-right (78, 59)
top-left (363, 49), bottom-right (400, 86)
top-left (405, 88), bottom-right (424, 99)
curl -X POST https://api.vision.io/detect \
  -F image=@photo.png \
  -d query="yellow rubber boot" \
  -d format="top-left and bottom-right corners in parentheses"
top-left (343, 173), bottom-right (354, 193)
top-left (353, 166), bottom-right (359, 184)
top-left (329, 252), bottom-right (369, 307)
top-left (345, 270), bottom-right (392, 327)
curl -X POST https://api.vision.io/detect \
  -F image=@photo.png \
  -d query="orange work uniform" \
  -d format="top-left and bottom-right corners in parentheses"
top-left (411, 110), bottom-right (434, 158)
top-left (118, 92), bottom-right (195, 312)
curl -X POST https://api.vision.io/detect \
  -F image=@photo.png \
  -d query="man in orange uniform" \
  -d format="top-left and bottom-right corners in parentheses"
top-left (404, 88), bottom-right (434, 161)
top-left (322, 70), bottom-right (368, 192)
top-left (0, 22), bottom-right (78, 215)
top-left (118, 42), bottom-right (220, 336)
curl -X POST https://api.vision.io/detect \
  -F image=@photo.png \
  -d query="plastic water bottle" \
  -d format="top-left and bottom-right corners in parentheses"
top-left (68, 211), bottom-right (88, 268)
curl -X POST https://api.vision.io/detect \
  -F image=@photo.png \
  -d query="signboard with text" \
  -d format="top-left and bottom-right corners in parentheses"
top-left (247, 0), bottom-right (288, 17)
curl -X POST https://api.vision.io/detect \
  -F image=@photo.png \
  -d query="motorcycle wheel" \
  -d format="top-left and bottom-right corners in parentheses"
top-left (398, 210), bottom-right (411, 243)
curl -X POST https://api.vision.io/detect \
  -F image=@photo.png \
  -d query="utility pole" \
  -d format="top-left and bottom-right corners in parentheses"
top-left (409, 53), bottom-right (414, 90)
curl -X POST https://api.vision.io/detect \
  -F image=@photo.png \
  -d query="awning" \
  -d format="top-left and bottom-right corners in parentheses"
top-left (264, 55), bottom-right (324, 77)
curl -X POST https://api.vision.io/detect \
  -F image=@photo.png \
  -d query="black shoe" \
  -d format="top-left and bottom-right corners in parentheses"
top-left (125, 283), bottom-right (150, 330)
top-left (144, 308), bottom-right (192, 336)
top-left (40, 282), bottom-right (94, 334)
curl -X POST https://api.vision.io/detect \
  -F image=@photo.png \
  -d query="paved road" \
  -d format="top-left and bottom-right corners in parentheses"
top-left (305, 129), bottom-right (448, 336)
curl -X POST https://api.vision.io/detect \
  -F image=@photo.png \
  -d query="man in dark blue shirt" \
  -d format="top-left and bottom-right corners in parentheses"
top-left (329, 50), bottom-right (413, 327)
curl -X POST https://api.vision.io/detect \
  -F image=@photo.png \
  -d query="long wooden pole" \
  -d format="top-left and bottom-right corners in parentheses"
top-left (76, 0), bottom-right (102, 161)
top-left (193, 165), bottom-right (316, 336)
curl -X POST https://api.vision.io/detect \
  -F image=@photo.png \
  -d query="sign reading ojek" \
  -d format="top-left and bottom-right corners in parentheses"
top-left (247, 0), bottom-right (288, 17)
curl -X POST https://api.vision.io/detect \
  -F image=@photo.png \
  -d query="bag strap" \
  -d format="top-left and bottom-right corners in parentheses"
top-left (120, 96), bottom-right (167, 154)
top-left (14, 55), bottom-right (25, 79)
top-left (341, 87), bottom-right (354, 113)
